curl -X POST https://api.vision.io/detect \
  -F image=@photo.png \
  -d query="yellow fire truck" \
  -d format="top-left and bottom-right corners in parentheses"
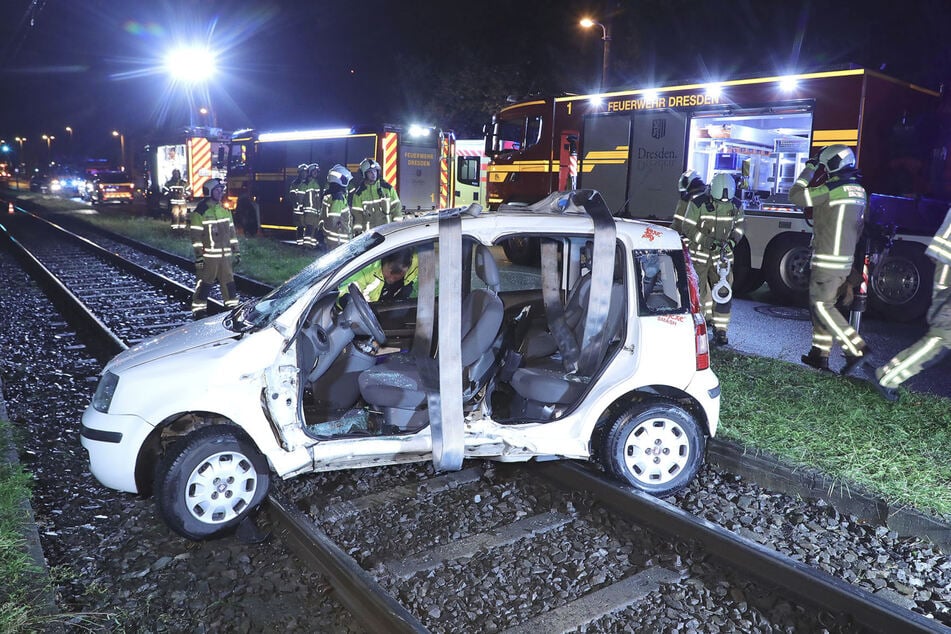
top-left (484, 68), bottom-right (951, 320)
top-left (224, 124), bottom-right (456, 236)
top-left (144, 127), bottom-right (230, 214)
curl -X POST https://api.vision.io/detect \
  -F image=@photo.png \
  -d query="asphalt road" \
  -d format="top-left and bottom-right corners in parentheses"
top-left (727, 286), bottom-right (949, 399)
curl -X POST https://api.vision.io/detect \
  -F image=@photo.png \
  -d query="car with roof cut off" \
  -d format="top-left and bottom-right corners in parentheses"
top-left (80, 190), bottom-right (720, 540)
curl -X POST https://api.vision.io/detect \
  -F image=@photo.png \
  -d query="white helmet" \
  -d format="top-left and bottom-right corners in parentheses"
top-left (359, 158), bottom-right (381, 177)
top-left (678, 169), bottom-right (701, 193)
top-left (327, 164), bottom-right (352, 187)
top-left (818, 144), bottom-right (856, 173)
top-left (203, 178), bottom-right (225, 196)
top-left (710, 173), bottom-right (735, 201)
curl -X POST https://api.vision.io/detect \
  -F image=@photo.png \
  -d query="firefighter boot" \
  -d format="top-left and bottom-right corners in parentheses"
top-left (801, 347), bottom-right (831, 372)
top-left (713, 329), bottom-right (729, 346)
top-left (841, 344), bottom-right (871, 377)
top-left (859, 362), bottom-right (899, 402)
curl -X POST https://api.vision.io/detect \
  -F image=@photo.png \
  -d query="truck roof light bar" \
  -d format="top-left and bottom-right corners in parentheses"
top-left (258, 128), bottom-right (354, 143)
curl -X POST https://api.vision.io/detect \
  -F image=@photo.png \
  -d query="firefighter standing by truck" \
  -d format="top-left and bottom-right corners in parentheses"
top-left (349, 158), bottom-right (402, 235)
top-left (683, 172), bottom-right (745, 346)
top-left (320, 164), bottom-right (354, 251)
top-left (302, 163), bottom-right (323, 249)
top-left (671, 169), bottom-right (707, 261)
top-left (862, 207), bottom-right (951, 401)
top-left (164, 168), bottom-right (189, 230)
top-left (289, 163), bottom-right (308, 246)
top-left (190, 179), bottom-right (240, 319)
top-left (790, 145), bottom-right (869, 374)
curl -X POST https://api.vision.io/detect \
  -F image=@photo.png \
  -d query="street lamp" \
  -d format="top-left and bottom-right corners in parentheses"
top-left (64, 126), bottom-right (73, 160)
top-left (112, 130), bottom-right (125, 172)
top-left (580, 17), bottom-right (612, 93)
top-left (14, 137), bottom-right (26, 183)
top-left (41, 134), bottom-right (55, 166)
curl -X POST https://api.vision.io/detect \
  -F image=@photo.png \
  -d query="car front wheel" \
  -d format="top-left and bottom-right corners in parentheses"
top-left (155, 425), bottom-right (270, 540)
top-left (600, 401), bottom-right (705, 497)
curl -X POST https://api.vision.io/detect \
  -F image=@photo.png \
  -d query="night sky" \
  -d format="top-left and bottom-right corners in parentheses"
top-left (2, 0), bottom-right (950, 164)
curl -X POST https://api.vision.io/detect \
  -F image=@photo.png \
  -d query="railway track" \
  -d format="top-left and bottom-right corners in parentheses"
top-left (0, 202), bottom-right (946, 632)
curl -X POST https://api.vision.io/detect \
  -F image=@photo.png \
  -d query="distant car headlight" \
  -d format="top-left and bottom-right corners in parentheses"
top-left (91, 371), bottom-right (120, 413)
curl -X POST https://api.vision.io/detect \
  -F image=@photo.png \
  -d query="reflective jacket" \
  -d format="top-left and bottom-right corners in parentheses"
top-left (190, 200), bottom-right (238, 260)
top-left (340, 254), bottom-right (419, 302)
top-left (349, 180), bottom-right (402, 234)
top-left (684, 194), bottom-right (745, 266)
top-left (303, 177), bottom-right (322, 212)
top-left (790, 165), bottom-right (866, 274)
top-left (289, 175), bottom-right (307, 211)
top-left (927, 207), bottom-right (951, 295)
top-left (163, 177), bottom-right (188, 205)
top-left (320, 191), bottom-right (352, 250)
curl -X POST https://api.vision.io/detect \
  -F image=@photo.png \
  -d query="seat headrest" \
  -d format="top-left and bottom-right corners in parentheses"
top-left (474, 244), bottom-right (500, 292)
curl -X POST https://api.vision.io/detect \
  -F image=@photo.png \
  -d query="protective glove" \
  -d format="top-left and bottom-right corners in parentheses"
top-left (233, 252), bottom-right (241, 267)
top-left (194, 256), bottom-right (204, 272)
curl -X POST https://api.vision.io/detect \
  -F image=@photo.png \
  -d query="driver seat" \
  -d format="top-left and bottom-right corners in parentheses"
top-left (358, 244), bottom-right (504, 431)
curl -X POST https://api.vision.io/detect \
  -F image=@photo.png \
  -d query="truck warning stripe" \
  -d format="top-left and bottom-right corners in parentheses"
top-left (188, 138), bottom-right (212, 196)
top-left (382, 132), bottom-right (398, 190)
top-left (812, 129), bottom-right (858, 146)
top-left (440, 136), bottom-right (451, 207)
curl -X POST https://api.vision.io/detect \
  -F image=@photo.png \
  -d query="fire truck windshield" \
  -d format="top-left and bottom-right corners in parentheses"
top-left (489, 114), bottom-right (542, 156)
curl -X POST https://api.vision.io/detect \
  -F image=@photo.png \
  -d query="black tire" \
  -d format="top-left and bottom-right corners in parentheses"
top-left (730, 237), bottom-right (764, 295)
top-left (600, 401), bottom-right (705, 497)
top-left (501, 237), bottom-right (541, 266)
top-left (869, 241), bottom-right (934, 322)
top-left (235, 198), bottom-right (260, 237)
top-left (155, 425), bottom-right (270, 540)
top-left (763, 233), bottom-right (812, 305)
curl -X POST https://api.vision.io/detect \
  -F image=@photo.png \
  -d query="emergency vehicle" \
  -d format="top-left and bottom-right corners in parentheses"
top-left (453, 138), bottom-right (489, 207)
top-left (143, 127), bottom-right (230, 209)
top-left (224, 124), bottom-right (456, 236)
top-left (484, 68), bottom-right (951, 321)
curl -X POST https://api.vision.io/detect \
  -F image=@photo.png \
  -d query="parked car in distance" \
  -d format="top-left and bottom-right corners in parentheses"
top-left (87, 171), bottom-right (135, 204)
top-left (80, 190), bottom-right (721, 540)
top-left (29, 173), bottom-right (50, 193)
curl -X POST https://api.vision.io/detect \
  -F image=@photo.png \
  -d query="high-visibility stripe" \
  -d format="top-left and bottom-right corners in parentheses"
top-left (440, 135), bottom-right (451, 207)
top-left (187, 138), bottom-right (212, 196)
top-left (382, 132), bottom-right (398, 190)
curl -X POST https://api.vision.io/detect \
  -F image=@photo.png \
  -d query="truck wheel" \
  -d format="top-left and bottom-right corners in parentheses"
top-left (236, 198), bottom-right (259, 237)
top-left (730, 238), bottom-right (764, 295)
top-left (869, 242), bottom-right (934, 322)
top-left (600, 401), bottom-right (705, 497)
top-left (155, 425), bottom-right (270, 540)
top-left (763, 233), bottom-right (811, 305)
top-left (501, 236), bottom-right (541, 266)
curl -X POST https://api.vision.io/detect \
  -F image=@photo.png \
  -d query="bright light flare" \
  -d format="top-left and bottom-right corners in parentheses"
top-left (778, 75), bottom-right (798, 92)
top-left (407, 125), bottom-right (432, 138)
top-left (164, 46), bottom-right (217, 84)
top-left (705, 83), bottom-right (722, 99)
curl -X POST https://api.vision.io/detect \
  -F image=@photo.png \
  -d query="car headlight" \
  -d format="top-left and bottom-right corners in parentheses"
top-left (91, 371), bottom-right (120, 413)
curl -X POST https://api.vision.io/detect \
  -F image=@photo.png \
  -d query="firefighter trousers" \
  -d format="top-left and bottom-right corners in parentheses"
top-left (191, 255), bottom-right (238, 315)
top-left (302, 208), bottom-right (320, 248)
top-left (694, 253), bottom-right (734, 333)
top-left (171, 204), bottom-right (188, 229)
top-left (877, 289), bottom-right (951, 388)
top-left (294, 208), bottom-right (305, 245)
top-left (808, 266), bottom-right (866, 357)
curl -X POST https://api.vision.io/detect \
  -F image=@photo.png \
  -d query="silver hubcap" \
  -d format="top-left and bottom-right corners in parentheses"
top-left (184, 450), bottom-right (258, 524)
top-left (623, 417), bottom-right (691, 485)
top-left (872, 257), bottom-right (920, 305)
top-left (780, 247), bottom-right (812, 291)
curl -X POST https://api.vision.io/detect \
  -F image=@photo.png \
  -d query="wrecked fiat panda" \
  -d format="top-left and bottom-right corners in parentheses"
top-left (81, 190), bottom-right (720, 539)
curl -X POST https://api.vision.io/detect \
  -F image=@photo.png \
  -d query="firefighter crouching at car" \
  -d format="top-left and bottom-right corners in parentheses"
top-left (190, 179), bottom-right (240, 319)
top-left (671, 169), bottom-right (706, 262)
top-left (340, 248), bottom-right (419, 303)
top-left (320, 164), bottom-right (354, 251)
top-left (302, 163), bottom-right (323, 249)
top-left (862, 206), bottom-right (951, 401)
top-left (289, 163), bottom-right (308, 246)
top-left (349, 158), bottom-right (402, 235)
top-left (684, 172), bottom-right (745, 346)
top-left (164, 168), bottom-right (189, 230)
top-left (790, 145), bottom-right (868, 374)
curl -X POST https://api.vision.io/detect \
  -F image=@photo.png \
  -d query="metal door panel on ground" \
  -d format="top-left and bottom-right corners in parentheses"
top-left (627, 110), bottom-right (688, 220)
top-left (399, 142), bottom-right (441, 211)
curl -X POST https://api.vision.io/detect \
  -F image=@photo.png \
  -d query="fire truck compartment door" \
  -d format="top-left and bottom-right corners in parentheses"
top-left (579, 115), bottom-right (631, 214)
top-left (399, 142), bottom-right (441, 211)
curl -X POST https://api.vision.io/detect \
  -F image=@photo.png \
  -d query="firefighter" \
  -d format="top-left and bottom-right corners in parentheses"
top-left (790, 145), bottom-right (868, 374)
top-left (684, 172), bottom-right (745, 346)
top-left (341, 248), bottom-right (419, 303)
top-left (862, 206), bottom-right (951, 401)
top-left (349, 158), bottom-right (402, 235)
top-left (190, 179), bottom-right (240, 319)
top-left (163, 168), bottom-right (189, 230)
top-left (320, 164), bottom-right (353, 251)
top-left (302, 163), bottom-right (322, 249)
top-left (671, 169), bottom-right (706, 261)
top-left (289, 163), bottom-right (308, 246)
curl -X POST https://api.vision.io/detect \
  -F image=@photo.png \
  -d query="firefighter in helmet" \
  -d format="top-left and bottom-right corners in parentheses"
top-left (862, 206), bottom-right (951, 401)
top-left (163, 168), bottom-right (190, 230)
top-left (683, 172), bottom-right (745, 346)
top-left (320, 164), bottom-right (353, 251)
top-left (671, 169), bottom-right (706, 262)
top-left (190, 179), bottom-right (240, 319)
top-left (289, 163), bottom-right (308, 246)
top-left (302, 163), bottom-right (323, 249)
top-left (790, 144), bottom-right (868, 374)
top-left (349, 158), bottom-right (402, 235)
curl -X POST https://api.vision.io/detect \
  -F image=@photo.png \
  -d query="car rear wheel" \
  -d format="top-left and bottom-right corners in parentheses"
top-left (155, 425), bottom-right (270, 540)
top-left (600, 401), bottom-right (705, 497)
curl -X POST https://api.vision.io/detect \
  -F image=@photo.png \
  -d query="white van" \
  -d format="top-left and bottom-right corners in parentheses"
top-left (81, 190), bottom-right (720, 539)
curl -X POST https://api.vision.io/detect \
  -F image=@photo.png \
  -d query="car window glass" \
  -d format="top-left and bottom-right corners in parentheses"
top-left (633, 249), bottom-right (689, 315)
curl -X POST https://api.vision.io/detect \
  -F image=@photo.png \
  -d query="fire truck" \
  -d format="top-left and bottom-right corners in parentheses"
top-left (224, 124), bottom-right (456, 236)
top-left (143, 127), bottom-right (230, 214)
top-left (453, 138), bottom-right (489, 207)
top-left (484, 68), bottom-right (951, 321)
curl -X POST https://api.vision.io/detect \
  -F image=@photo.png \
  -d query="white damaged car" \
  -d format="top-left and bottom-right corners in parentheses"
top-left (81, 190), bottom-right (720, 539)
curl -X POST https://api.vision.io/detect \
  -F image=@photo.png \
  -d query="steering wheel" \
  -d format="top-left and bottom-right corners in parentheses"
top-left (345, 283), bottom-right (386, 345)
